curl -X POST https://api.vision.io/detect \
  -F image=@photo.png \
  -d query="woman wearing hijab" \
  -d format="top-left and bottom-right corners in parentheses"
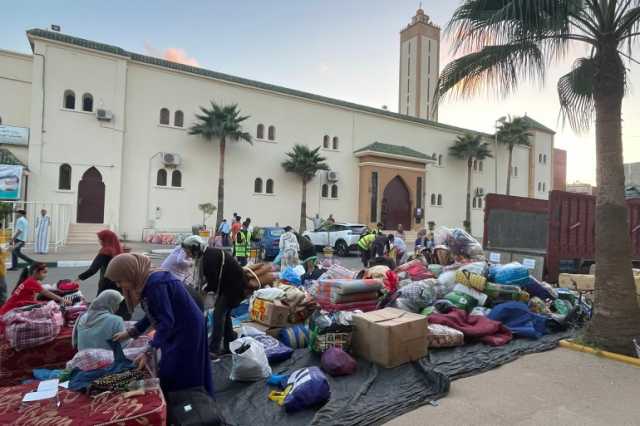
top-left (107, 253), bottom-right (213, 396)
top-left (77, 230), bottom-right (129, 319)
top-left (72, 290), bottom-right (126, 351)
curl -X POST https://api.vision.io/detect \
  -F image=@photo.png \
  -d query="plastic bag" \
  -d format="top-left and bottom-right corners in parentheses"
top-left (436, 270), bottom-right (457, 295)
top-left (489, 262), bottom-right (530, 285)
top-left (318, 264), bottom-right (356, 281)
top-left (253, 334), bottom-right (293, 363)
top-left (434, 227), bottom-right (483, 258)
top-left (522, 277), bottom-right (558, 300)
top-left (278, 325), bottom-right (310, 349)
top-left (427, 324), bottom-right (464, 348)
top-left (444, 291), bottom-right (478, 311)
top-left (283, 367), bottom-right (331, 412)
top-left (229, 337), bottom-right (272, 382)
top-left (280, 267), bottom-right (302, 286)
top-left (253, 287), bottom-right (285, 301)
top-left (321, 347), bottom-right (357, 377)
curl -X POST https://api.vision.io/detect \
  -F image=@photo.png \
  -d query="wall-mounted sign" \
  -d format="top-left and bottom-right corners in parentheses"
top-left (0, 165), bottom-right (23, 200)
top-left (0, 125), bottom-right (29, 146)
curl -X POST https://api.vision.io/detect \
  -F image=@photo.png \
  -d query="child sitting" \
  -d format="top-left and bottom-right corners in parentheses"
top-left (0, 263), bottom-right (68, 316)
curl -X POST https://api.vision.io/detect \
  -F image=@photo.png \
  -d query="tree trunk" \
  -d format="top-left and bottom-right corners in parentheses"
top-left (299, 179), bottom-right (307, 233)
top-left (584, 42), bottom-right (640, 356)
top-left (216, 137), bottom-right (226, 229)
top-left (506, 145), bottom-right (513, 196)
top-left (465, 158), bottom-right (472, 231)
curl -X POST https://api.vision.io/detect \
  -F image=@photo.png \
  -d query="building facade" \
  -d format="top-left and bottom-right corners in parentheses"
top-left (0, 11), bottom-right (556, 241)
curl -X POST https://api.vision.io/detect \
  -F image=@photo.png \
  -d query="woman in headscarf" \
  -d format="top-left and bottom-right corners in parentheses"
top-left (76, 230), bottom-right (128, 319)
top-left (72, 290), bottom-right (126, 351)
top-left (107, 253), bottom-right (213, 396)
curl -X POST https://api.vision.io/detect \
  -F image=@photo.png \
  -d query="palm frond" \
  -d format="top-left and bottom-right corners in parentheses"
top-left (558, 57), bottom-right (596, 132)
top-left (448, 133), bottom-right (493, 161)
top-left (435, 41), bottom-right (544, 105)
top-left (189, 101), bottom-right (253, 144)
top-left (282, 144), bottom-right (329, 181)
top-left (497, 117), bottom-right (532, 147)
top-left (617, 6), bottom-right (640, 39)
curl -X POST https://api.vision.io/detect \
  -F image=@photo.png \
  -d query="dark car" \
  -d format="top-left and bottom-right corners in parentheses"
top-left (255, 227), bottom-right (285, 260)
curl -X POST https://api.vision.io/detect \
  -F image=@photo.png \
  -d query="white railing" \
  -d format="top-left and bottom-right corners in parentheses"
top-left (1, 201), bottom-right (73, 252)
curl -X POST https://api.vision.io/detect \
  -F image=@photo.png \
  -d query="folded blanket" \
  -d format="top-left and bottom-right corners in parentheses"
top-left (317, 299), bottom-right (379, 312)
top-left (315, 291), bottom-right (379, 304)
top-left (487, 301), bottom-right (548, 339)
top-left (318, 279), bottom-right (383, 295)
top-left (428, 308), bottom-right (512, 346)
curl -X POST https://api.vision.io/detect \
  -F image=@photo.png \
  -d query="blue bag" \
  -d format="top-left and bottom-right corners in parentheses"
top-left (488, 301), bottom-right (548, 339)
top-left (283, 367), bottom-right (330, 413)
top-left (253, 334), bottom-right (293, 363)
top-left (278, 325), bottom-right (310, 349)
top-left (280, 267), bottom-right (301, 286)
top-left (489, 262), bottom-right (530, 285)
top-left (522, 277), bottom-right (557, 300)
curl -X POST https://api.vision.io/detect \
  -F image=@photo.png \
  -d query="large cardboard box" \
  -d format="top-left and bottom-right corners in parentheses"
top-left (250, 298), bottom-right (289, 327)
top-left (352, 308), bottom-right (428, 368)
top-left (558, 273), bottom-right (640, 306)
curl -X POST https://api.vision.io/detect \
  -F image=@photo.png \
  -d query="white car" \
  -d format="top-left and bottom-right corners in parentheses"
top-left (303, 223), bottom-right (368, 256)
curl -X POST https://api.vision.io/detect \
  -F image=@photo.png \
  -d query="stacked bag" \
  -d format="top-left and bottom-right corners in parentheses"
top-left (315, 279), bottom-right (382, 312)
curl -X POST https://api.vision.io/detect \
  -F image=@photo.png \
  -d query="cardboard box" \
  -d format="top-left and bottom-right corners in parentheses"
top-left (250, 298), bottom-right (289, 327)
top-left (352, 308), bottom-right (428, 368)
top-left (240, 321), bottom-right (282, 338)
top-left (558, 273), bottom-right (640, 306)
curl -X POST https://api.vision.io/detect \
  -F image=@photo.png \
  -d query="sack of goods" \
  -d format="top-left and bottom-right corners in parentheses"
top-left (309, 311), bottom-right (354, 354)
top-left (278, 324), bottom-right (310, 349)
top-left (321, 347), bottom-right (357, 377)
top-left (488, 262), bottom-right (530, 286)
top-left (253, 334), bottom-right (293, 363)
top-left (315, 279), bottom-right (382, 312)
top-left (229, 337), bottom-right (272, 381)
top-left (427, 324), bottom-right (465, 348)
top-left (282, 367), bottom-right (331, 413)
top-left (3, 301), bottom-right (64, 351)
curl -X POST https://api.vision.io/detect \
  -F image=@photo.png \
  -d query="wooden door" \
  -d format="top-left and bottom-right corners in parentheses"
top-left (382, 176), bottom-right (411, 230)
top-left (77, 167), bottom-right (105, 223)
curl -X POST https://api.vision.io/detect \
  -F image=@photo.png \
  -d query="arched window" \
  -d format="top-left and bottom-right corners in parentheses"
top-left (538, 182), bottom-right (542, 191)
top-left (81, 93), bottom-right (93, 112)
top-left (437, 194), bottom-right (443, 206)
top-left (438, 155), bottom-right (443, 166)
top-left (174, 110), bottom-right (184, 127)
top-left (268, 125), bottom-right (276, 141)
top-left (323, 135), bottom-right (330, 149)
top-left (331, 184), bottom-right (338, 198)
top-left (479, 161), bottom-right (484, 172)
top-left (473, 160), bottom-right (478, 170)
top-left (321, 184), bottom-right (329, 198)
top-left (58, 163), bottom-right (72, 190)
top-left (543, 182), bottom-right (547, 191)
top-left (156, 169), bottom-right (167, 186)
top-left (159, 108), bottom-right (170, 125)
top-left (0, 115), bottom-right (2, 125)
top-left (254, 178), bottom-right (263, 193)
top-left (266, 179), bottom-right (274, 194)
top-left (478, 198), bottom-right (483, 209)
top-left (431, 193), bottom-right (436, 205)
top-left (514, 166), bottom-right (518, 177)
top-left (63, 90), bottom-right (76, 109)
top-left (543, 154), bottom-right (547, 164)
top-left (257, 124), bottom-right (265, 139)
top-left (171, 170), bottom-right (182, 187)
top-left (539, 153), bottom-right (543, 163)
top-left (472, 198), bottom-right (477, 208)
top-left (332, 137), bottom-right (339, 150)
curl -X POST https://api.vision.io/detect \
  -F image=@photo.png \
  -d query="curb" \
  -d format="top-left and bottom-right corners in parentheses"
top-left (559, 340), bottom-right (640, 367)
top-left (7, 260), bottom-right (93, 269)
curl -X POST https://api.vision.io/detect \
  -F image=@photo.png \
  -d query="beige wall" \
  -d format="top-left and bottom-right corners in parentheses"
top-left (0, 50), bottom-right (32, 165)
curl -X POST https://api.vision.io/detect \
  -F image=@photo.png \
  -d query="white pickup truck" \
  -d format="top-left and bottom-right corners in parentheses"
top-left (303, 223), bottom-right (367, 256)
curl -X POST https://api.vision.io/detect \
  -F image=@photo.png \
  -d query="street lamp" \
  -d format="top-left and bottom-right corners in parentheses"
top-left (494, 116), bottom-right (507, 194)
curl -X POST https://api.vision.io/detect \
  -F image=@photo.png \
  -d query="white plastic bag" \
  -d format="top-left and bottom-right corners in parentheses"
top-left (229, 337), bottom-right (272, 382)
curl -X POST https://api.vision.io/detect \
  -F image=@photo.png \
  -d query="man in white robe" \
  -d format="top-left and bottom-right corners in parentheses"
top-left (35, 209), bottom-right (50, 254)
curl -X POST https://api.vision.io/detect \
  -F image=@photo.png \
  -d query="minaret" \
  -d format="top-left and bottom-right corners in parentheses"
top-left (398, 7), bottom-right (440, 121)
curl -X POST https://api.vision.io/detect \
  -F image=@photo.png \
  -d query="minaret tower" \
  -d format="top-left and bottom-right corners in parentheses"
top-left (398, 7), bottom-right (441, 121)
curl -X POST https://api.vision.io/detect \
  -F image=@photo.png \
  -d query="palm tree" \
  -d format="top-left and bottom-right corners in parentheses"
top-left (189, 102), bottom-right (252, 227)
top-left (448, 134), bottom-right (493, 232)
top-left (282, 145), bottom-right (329, 232)
top-left (435, 1), bottom-right (640, 355)
top-left (496, 117), bottom-right (532, 195)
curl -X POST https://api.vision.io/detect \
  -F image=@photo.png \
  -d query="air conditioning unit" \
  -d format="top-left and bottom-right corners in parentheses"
top-left (96, 109), bottom-right (113, 121)
top-left (327, 171), bottom-right (339, 182)
top-left (161, 152), bottom-right (182, 167)
top-left (475, 188), bottom-right (485, 197)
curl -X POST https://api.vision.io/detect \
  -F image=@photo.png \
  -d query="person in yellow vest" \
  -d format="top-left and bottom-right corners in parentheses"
top-left (234, 221), bottom-right (251, 266)
top-left (357, 229), bottom-right (377, 267)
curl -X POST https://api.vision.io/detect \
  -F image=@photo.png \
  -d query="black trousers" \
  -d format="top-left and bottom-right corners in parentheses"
top-left (210, 294), bottom-right (237, 354)
top-left (11, 240), bottom-right (34, 269)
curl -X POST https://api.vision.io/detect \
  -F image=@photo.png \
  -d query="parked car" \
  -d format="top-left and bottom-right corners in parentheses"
top-left (303, 223), bottom-right (367, 256)
top-left (254, 227), bottom-right (285, 261)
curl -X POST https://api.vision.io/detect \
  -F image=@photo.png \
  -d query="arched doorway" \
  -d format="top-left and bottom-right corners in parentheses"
top-left (381, 176), bottom-right (411, 230)
top-left (77, 167), bottom-right (105, 223)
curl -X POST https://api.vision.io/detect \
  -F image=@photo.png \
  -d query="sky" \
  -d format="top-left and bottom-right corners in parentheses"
top-left (3, 0), bottom-right (640, 185)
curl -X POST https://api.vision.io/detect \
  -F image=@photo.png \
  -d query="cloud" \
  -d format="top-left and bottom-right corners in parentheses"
top-left (144, 42), bottom-right (200, 67)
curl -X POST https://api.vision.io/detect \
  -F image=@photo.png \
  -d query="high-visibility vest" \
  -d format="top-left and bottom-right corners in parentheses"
top-left (235, 230), bottom-right (251, 257)
top-left (357, 233), bottom-right (376, 250)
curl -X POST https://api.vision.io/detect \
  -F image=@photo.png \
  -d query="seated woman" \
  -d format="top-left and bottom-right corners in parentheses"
top-left (72, 290), bottom-right (126, 351)
top-left (0, 263), bottom-right (68, 316)
top-left (108, 253), bottom-right (213, 396)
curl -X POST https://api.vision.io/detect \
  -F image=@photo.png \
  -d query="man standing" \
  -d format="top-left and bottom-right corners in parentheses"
top-left (10, 209), bottom-right (34, 270)
top-left (306, 214), bottom-right (323, 231)
top-left (234, 221), bottom-right (251, 266)
top-left (279, 226), bottom-right (300, 268)
top-left (218, 219), bottom-right (231, 247)
top-left (35, 209), bottom-right (51, 254)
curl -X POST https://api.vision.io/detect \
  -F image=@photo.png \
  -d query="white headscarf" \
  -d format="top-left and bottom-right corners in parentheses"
top-left (78, 290), bottom-right (124, 328)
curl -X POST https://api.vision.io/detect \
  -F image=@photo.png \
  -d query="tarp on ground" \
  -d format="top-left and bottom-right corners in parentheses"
top-left (212, 330), bottom-right (574, 426)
